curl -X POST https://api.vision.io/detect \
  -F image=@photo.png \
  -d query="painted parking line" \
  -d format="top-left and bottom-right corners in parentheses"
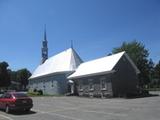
top-left (32, 107), bottom-right (79, 113)
top-left (0, 114), bottom-right (13, 120)
top-left (32, 109), bottom-right (83, 120)
top-left (80, 109), bottom-right (127, 117)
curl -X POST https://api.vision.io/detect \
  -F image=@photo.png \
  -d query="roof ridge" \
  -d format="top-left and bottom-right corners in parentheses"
top-left (68, 51), bottom-right (126, 79)
top-left (80, 51), bottom-right (125, 65)
top-left (30, 48), bottom-right (82, 79)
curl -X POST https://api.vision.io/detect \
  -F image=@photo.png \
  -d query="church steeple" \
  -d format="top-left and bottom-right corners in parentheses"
top-left (41, 25), bottom-right (48, 64)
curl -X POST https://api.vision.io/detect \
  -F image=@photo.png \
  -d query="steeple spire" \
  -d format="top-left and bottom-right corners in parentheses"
top-left (71, 40), bottom-right (73, 49)
top-left (44, 24), bottom-right (47, 41)
top-left (41, 25), bottom-right (48, 64)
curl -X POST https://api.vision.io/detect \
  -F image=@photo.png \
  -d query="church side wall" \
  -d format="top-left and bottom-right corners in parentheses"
top-left (74, 74), bottom-right (113, 98)
top-left (29, 73), bottom-right (69, 95)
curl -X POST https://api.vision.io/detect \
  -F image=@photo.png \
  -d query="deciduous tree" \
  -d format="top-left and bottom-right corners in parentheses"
top-left (0, 61), bottom-right (10, 87)
top-left (154, 61), bottom-right (160, 85)
top-left (16, 69), bottom-right (31, 90)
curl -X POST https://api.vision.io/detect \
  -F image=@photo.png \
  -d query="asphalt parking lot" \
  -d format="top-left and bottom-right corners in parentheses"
top-left (0, 95), bottom-right (160, 120)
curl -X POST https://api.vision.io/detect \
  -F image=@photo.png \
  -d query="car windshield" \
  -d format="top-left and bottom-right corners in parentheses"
top-left (13, 93), bottom-right (28, 98)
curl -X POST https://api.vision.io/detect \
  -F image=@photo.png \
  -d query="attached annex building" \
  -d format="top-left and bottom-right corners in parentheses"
top-left (68, 51), bottom-right (140, 97)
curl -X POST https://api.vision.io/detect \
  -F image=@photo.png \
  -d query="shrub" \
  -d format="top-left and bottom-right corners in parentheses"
top-left (37, 90), bottom-right (43, 95)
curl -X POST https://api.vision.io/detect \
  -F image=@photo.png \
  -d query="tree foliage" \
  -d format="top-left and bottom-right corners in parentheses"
top-left (16, 69), bottom-right (31, 89)
top-left (0, 61), bottom-right (10, 87)
top-left (9, 70), bottom-right (17, 82)
top-left (112, 40), bottom-right (151, 87)
top-left (0, 61), bottom-right (31, 90)
top-left (154, 61), bottom-right (160, 80)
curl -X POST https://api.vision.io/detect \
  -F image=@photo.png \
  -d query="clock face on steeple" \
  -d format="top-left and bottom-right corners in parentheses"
top-left (43, 51), bottom-right (47, 55)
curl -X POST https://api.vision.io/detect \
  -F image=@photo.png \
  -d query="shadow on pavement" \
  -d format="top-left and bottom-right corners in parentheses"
top-left (125, 93), bottom-right (159, 99)
top-left (9, 110), bottom-right (37, 115)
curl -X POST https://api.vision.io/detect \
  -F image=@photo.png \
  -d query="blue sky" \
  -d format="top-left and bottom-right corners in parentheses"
top-left (0, 0), bottom-right (160, 72)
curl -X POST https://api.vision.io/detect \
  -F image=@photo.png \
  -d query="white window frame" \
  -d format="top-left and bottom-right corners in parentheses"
top-left (100, 77), bottom-right (107, 90)
top-left (79, 83), bottom-right (83, 91)
top-left (51, 80), bottom-right (54, 88)
top-left (107, 82), bottom-right (112, 92)
top-left (88, 79), bottom-right (94, 91)
top-left (43, 81), bottom-right (45, 88)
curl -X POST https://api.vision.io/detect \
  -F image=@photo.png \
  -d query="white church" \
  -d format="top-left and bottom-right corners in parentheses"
top-left (28, 30), bottom-right (83, 95)
top-left (29, 29), bottom-right (140, 97)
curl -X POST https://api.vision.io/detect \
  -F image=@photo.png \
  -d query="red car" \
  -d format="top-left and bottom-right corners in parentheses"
top-left (0, 92), bottom-right (33, 113)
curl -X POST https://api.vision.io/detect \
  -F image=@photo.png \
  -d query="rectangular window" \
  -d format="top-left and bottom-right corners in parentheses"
top-left (79, 84), bottom-right (83, 91)
top-left (79, 81), bottom-right (83, 91)
top-left (107, 82), bottom-right (112, 91)
top-left (51, 80), bottom-right (54, 88)
top-left (100, 77), bottom-right (107, 90)
top-left (89, 79), bottom-right (94, 90)
top-left (43, 81), bottom-right (45, 88)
